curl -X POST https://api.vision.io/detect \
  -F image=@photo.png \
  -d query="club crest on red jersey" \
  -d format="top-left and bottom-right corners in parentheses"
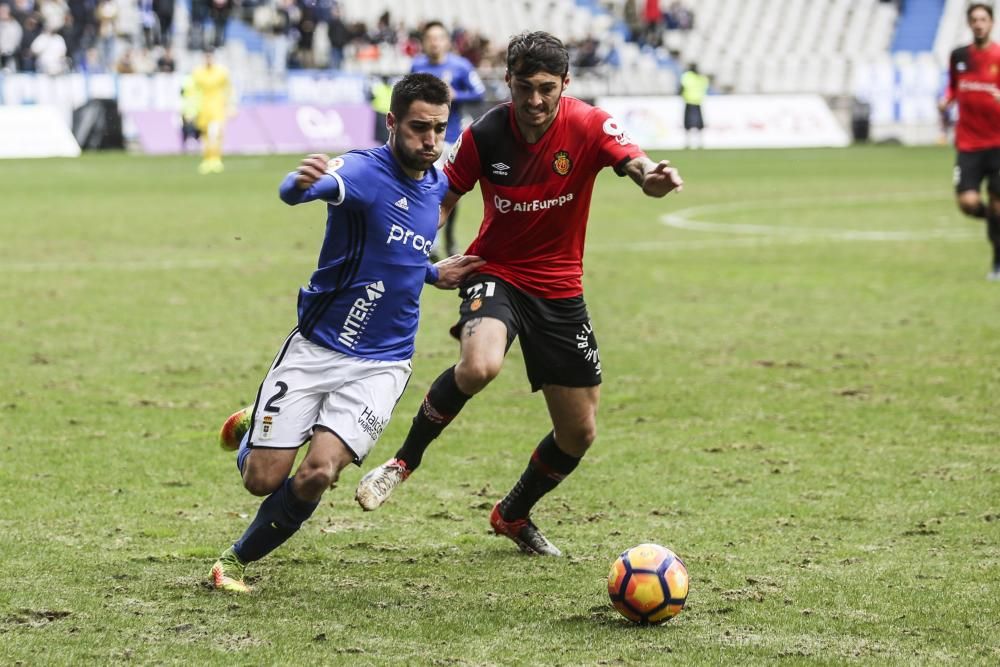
top-left (552, 150), bottom-right (572, 176)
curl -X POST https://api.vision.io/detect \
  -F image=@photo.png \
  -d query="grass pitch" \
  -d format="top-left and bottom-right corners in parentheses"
top-left (1, 146), bottom-right (997, 665)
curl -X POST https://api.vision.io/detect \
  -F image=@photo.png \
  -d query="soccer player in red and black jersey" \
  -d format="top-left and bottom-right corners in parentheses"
top-left (940, 2), bottom-right (1000, 280)
top-left (355, 31), bottom-right (683, 555)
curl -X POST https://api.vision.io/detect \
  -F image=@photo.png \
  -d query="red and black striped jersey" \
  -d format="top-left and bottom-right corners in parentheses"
top-left (946, 42), bottom-right (1000, 152)
top-left (445, 96), bottom-right (645, 298)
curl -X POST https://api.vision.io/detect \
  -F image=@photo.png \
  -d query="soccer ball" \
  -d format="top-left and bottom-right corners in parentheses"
top-left (607, 543), bottom-right (689, 625)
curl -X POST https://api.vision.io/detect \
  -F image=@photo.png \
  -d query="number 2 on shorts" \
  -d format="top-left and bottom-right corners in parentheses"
top-left (263, 381), bottom-right (288, 413)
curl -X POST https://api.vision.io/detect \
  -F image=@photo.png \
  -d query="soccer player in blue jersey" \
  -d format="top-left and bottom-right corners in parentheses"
top-left (209, 72), bottom-right (484, 593)
top-left (411, 20), bottom-right (486, 258)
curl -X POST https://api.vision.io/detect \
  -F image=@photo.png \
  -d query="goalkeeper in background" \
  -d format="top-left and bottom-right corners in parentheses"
top-left (191, 48), bottom-right (232, 174)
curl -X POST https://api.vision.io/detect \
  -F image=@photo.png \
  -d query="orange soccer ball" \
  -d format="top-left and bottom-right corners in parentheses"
top-left (607, 543), bottom-right (689, 625)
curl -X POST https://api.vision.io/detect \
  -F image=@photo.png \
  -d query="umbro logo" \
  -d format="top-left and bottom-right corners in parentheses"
top-left (491, 162), bottom-right (510, 176)
top-left (393, 197), bottom-right (409, 211)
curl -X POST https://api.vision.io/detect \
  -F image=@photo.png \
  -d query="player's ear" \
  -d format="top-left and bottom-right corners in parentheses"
top-left (563, 75), bottom-right (570, 91)
top-left (386, 111), bottom-right (397, 134)
top-left (504, 70), bottom-right (511, 86)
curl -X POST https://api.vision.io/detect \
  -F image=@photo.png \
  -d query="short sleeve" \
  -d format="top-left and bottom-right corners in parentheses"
top-left (442, 126), bottom-right (481, 195)
top-left (590, 107), bottom-right (646, 175)
top-left (323, 153), bottom-right (376, 208)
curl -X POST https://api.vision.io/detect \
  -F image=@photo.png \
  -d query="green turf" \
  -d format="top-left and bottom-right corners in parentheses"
top-left (1, 146), bottom-right (997, 665)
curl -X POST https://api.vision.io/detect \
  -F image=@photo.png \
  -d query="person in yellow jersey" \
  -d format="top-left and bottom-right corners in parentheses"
top-left (369, 75), bottom-right (393, 144)
top-left (679, 62), bottom-right (709, 149)
top-left (180, 73), bottom-right (202, 153)
top-left (191, 48), bottom-right (233, 174)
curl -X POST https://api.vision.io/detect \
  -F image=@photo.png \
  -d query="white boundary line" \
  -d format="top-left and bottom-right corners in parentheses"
top-left (657, 191), bottom-right (980, 243)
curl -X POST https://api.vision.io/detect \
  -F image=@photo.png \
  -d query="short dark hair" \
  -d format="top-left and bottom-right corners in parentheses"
top-left (506, 31), bottom-right (569, 78)
top-left (390, 72), bottom-right (451, 118)
top-left (968, 3), bottom-right (993, 20)
top-left (422, 20), bottom-right (446, 38)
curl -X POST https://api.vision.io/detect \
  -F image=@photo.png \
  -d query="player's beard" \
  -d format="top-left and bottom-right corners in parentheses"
top-left (393, 132), bottom-right (440, 173)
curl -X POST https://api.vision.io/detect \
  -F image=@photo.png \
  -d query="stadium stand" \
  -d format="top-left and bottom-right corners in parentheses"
top-left (0, 0), bottom-right (983, 149)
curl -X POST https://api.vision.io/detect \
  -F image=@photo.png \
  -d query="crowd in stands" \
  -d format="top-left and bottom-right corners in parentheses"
top-left (0, 0), bottom-right (693, 77)
top-left (625, 0), bottom-right (694, 49)
top-left (1, 0), bottom-right (190, 74)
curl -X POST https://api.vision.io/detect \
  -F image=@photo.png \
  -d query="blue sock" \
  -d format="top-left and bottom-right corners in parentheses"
top-left (232, 477), bottom-right (319, 563)
top-left (236, 432), bottom-right (251, 475)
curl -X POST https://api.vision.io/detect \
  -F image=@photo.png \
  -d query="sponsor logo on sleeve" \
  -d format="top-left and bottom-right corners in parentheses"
top-left (448, 135), bottom-right (462, 164)
top-left (602, 117), bottom-right (635, 147)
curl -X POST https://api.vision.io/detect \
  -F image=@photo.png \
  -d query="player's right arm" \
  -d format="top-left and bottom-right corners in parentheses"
top-left (440, 126), bottom-right (480, 224)
top-left (279, 153), bottom-right (372, 207)
top-left (940, 48), bottom-right (962, 111)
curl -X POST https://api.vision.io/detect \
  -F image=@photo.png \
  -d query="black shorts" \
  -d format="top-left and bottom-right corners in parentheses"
top-left (684, 103), bottom-right (704, 130)
top-left (182, 120), bottom-right (201, 141)
top-left (450, 274), bottom-right (602, 392)
top-left (954, 148), bottom-right (1000, 194)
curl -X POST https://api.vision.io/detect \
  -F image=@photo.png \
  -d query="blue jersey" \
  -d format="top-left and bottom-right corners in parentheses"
top-left (411, 53), bottom-right (485, 143)
top-left (278, 144), bottom-right (448, 361)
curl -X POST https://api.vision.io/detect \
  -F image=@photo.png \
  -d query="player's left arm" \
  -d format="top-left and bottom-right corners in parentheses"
top-left (622, 156), bottom-right (684, 198)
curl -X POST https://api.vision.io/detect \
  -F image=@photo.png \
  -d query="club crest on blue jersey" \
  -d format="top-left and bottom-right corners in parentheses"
top-left (326, 157), bottom-right (345, 174)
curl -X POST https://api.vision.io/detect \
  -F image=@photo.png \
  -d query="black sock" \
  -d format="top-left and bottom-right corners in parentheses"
top-left (972, 202), bottom-right (988, 219)
top-left (232, 477), bottom-right (319, 563)
top-left (499, 432), bottom-right (581, 521)
top-left (394, 366), bottom-right (471, 471)
top-left (987, 214), bottom-right (1000, 267)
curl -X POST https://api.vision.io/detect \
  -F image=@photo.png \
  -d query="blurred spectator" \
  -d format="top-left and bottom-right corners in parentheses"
top-left (642, 0), bottom-right (662, 47)
top-left (188, 0), bottom-right (207, 49)
top-left (624, 0), bottom-right (643, 42)
top-left (156, 44), bottom-right (175, 71)
top-left (94, 0), bottom-right (117, 70)
top-left (114, 42), bottom-right (134, 71)
top-left (664, 1), bottom-right (693, 31)
top-left (139, 0), bottom-right (157, 48)
top-left (209, 0), bottom-right (232, 48)
top-left (16, 4), bottom-right (41, 71)
top-left (573, 36), bottom-right (601, 69)
top-left (31, 25), bottom-right (67, 73)
top-left (154, 0), bottom-right (173, 47)
top-left (39, 0), bottom-right (69, 33)
top-left (67, 0), bottom-right (99, 67)
top-left (255, 0), bottom-right (295, 74)
top-left (369, 10), bottom-right (393, 45)
top-left (78, 44), bottom-right (102, 71)
top-left (327, 2), bottom-right (349, 70)
top-left (0, 3), bottom-right (23, 71)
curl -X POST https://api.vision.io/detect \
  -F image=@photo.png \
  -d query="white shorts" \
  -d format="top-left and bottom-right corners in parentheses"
top-left (246, 330), bottom-right (411, 464)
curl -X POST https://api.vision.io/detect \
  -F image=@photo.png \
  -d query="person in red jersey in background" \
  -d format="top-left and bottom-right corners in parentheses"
top-left (940, 2), bottom-right (1000, 280)
top-left (355, 30), bottom-right (683, 556)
